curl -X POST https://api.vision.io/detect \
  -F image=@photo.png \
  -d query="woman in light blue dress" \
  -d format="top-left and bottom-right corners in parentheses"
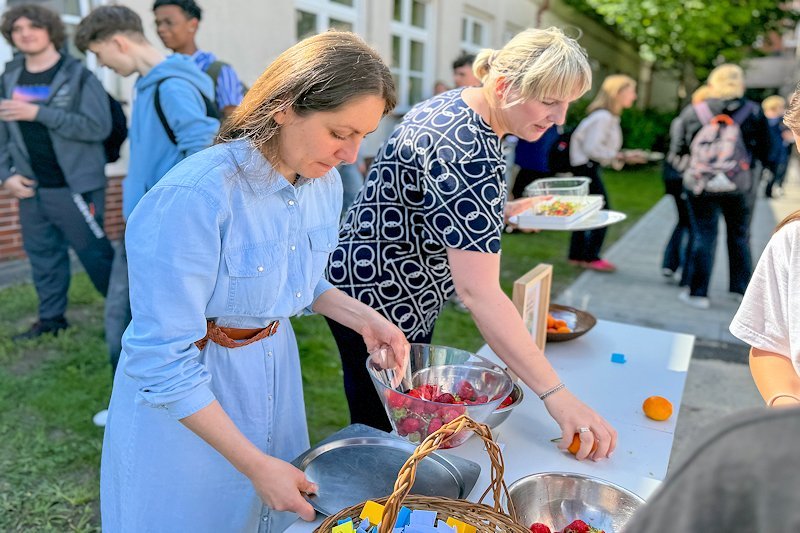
top-left (100, 32), bottom-right (407, 532)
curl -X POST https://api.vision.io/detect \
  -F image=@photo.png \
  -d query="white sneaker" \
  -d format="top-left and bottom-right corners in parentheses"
top-left (678, 290), bottom-right (710, 309)
top-left (93, 409), bottom-right (108, 427)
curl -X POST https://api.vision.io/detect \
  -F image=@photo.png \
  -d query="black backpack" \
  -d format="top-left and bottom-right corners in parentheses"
top-left (548, 127), bottom-right (574, 174)
top-left (79, 69), bottom-right (128, 163)
top-left (154, 78), bottom-right (220, 145)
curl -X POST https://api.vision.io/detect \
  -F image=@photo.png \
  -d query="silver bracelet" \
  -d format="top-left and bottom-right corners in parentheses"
top-left (539, 382), bottom-right (566, 401)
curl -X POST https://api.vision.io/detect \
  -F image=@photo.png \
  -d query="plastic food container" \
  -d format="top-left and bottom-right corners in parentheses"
top-left (524, 177), bottom-right (591, 197)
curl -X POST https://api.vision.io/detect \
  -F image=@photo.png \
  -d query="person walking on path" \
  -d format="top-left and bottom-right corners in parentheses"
top-left (567, 74), bottom-right (644, 273)
top-left (661, 85), bottom-right (711, 285)
top-left (327, 27), bottom-right (617, 462)
top-left (75, 4), bottom-right (219, 426)
top-left (0, 4), bottom-right (113, 341)
top-left (153, 0), bottom-right (245, 119)
top-left (89, 30), bottom-right (407, 532)
top-left (673, 64), bottom-right (770, 309)
top-left (762, 95), bottom-right (793, 199)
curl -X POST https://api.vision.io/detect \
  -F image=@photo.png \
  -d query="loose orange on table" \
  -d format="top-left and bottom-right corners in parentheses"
top-left (566, 433), bottom-right (598, 456)
top-left (642, 395), bottom-right (673, 421)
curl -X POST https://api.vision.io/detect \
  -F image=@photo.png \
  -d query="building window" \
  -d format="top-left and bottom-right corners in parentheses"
top-left (461, 14), bottom-right (490, 54)
top-left (295, 0), bottom-right (359, 41)
top-left (391, 0), bottom-right (430, 110)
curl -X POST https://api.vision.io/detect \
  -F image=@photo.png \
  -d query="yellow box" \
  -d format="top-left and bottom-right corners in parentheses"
top-left (359, 500), bottom-right (385, 526)
top-left (446, 517), bottom-right (476, 533)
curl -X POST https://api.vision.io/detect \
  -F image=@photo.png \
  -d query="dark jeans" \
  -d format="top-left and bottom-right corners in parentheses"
top-left (326, 317), bottom-right (434, 432)
top-left (685, 192), bottom-right (752, 297)
top-left (661, 179), bottom-right (693, 284)
top-left (19, 186), bottom-right (114, 320)
top-left (569, 162), bottom-right (610, 262)
top-left (104, 236), bottom-right (131, 375)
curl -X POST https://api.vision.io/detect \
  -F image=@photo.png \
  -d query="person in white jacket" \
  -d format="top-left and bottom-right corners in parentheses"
top-left (568, 74), bottom-right (640, 272)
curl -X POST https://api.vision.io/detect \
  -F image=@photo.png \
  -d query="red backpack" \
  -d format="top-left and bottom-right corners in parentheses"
top-left (682, 101), bottom-right (755, 195)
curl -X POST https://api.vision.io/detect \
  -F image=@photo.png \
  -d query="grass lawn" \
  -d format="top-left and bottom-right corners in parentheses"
top-left (0, 165), bottom-right (664, 531)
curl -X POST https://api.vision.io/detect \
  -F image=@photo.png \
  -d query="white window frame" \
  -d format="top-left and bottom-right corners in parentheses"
top-left (294, 0), bottom-right (363, 41)
top-left (390, 0), bottom-right (433, 112)
top-left (460, 13), bottom-right (490, 55)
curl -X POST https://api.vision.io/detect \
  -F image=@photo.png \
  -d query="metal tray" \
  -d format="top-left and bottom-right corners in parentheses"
top-left (291, 424), bottom-right (481, 516)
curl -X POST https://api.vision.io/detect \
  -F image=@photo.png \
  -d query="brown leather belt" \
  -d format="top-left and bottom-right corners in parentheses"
top-left (195, 320), bottom-right (280, 351)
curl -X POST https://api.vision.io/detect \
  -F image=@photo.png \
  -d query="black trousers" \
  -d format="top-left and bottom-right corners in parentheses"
top-left (568, 162), bottom-right (610, 262)
top-left (326, 317), bottom-right (433, 432)
top-left (18, 186), bottom-right (114, 320)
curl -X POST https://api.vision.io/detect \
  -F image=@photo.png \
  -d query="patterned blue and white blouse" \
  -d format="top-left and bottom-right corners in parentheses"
top-left (328, 88), bottom-right (506, 339)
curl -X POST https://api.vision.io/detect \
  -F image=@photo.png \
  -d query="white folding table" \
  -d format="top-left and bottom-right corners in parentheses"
top-left (285, 320), bottom-right (695, 532)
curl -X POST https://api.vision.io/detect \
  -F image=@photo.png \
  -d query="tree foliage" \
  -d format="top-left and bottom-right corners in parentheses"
top-left (563, 0), bottom-right (800, 80)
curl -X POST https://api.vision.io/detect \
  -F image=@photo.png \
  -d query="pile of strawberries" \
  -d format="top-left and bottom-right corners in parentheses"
top-left (385, 380), bottom-right (511, 448)
top-left (531, 519), bottom-right (605, 533)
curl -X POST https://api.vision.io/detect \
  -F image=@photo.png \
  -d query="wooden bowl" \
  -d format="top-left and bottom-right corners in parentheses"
top-left (546, 304), bottom-right (597, 342)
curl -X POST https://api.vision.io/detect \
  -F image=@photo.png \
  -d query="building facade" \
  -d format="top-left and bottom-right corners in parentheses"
top-left (0, 0), bottom-right (649, 262)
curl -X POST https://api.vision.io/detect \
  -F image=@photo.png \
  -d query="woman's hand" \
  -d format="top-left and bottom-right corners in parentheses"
top-left (248, 456), bottom-right (319, 521)
top-left (504, 196), bottom-right (550, 233)
top-left (360, 312), bottom-right (410, 385)
top-left (543, 388), bottom-right (617, 461)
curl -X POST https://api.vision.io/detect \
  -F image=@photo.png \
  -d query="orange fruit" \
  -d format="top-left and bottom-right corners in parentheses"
top-left (547, 314), bottom-right (556, 328)
top-left (556, 326), bottom-right (572, 333)
top-left (554, 319), bottom-right (568, 328)
top-left (643, 395), bottom-right (673, 421)
top-left (566, 433), bottom-right (598, 456)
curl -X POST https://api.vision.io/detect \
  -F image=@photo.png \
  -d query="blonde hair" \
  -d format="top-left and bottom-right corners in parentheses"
top-left (586, 74), bottom-right (636, 116)
top-left (691, 85), bottom-right (712, 104)
top-left (217, 31), bottom-right (396, 163)
top-left (472, 27), bottom-right (591, 105)
top-left (762, 95), bottom-right (786, 114)
top-left (708, 64), bottom-right (745, 100)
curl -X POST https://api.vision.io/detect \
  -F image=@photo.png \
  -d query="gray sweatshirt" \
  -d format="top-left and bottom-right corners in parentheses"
top-left (0, 54), bottom-right (112, 194)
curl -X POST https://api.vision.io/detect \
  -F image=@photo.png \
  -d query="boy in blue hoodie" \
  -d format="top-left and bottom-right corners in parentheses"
top-left (75, 4), bottom-right (218, 426)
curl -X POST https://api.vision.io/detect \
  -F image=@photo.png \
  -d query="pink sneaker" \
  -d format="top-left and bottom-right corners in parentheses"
top-left (584, 259), bottom-right (617, 272)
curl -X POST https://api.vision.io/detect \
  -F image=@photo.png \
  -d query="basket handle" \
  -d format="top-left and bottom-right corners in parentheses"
top-left (378, 415), bottom-right (517, 533)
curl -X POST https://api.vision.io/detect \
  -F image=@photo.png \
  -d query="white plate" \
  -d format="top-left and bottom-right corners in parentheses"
top-left (512, 195), bottom-right (604, 230)
top-left (513, 210), bottom-right (626, 231)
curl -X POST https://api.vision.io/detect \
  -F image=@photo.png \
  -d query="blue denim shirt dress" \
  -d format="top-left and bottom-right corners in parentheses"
top-left (100, 139), bottom-right (341, 532)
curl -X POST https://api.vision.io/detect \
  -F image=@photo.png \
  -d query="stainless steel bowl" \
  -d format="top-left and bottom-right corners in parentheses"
top-left (483, 382), bottom-right (524, 429)
top-left (505, 472), bottom-right (645, 533)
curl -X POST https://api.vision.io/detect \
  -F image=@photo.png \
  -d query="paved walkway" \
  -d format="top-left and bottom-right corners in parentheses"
top-left (556, 160), bottom-right (800, 467)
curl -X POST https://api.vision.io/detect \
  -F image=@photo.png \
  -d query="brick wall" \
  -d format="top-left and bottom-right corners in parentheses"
top-left (0, 175), bottom-right (125, 262)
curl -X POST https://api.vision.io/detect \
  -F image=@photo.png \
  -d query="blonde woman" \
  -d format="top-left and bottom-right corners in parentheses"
top-left (568, 74), bottom-right (640, 272)
top-left (328, 27), bottom-right (617, 462)
top-left (673, 64), bottom-right (769, 309)
top-left (79, 20), bottom-right (410, 532)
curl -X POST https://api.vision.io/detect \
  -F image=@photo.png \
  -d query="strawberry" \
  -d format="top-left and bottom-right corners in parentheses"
top-left (456, 380), bottom-right (476, 401)
top-left (407, 388), bottom-right (423, 399)
top-left (563, 520), bottom-right (590, 533)
top-left (475, 394), bottom-right (489, 404)
top-left (387, 391), bottom-right (407, 409)
top-left (530, 523), bottom-right (551, 533)
top-left (427, 417), bottom-right (443, 434)
top-left (398, 416), bottom-right (421, 434)
top-left (499, 394), bottom-right (514, 409)
top-left (435, 393), bottom-right (456, 404)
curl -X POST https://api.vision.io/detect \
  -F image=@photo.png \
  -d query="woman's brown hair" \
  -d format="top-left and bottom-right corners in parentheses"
top-left (776, 210), bottom-right (800, 232)
top-left (217, 31), bottom-right (396, 165)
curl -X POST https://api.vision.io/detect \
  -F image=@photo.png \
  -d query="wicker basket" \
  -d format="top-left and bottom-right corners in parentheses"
top-left (314, 415), bottom-right (529, 533)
